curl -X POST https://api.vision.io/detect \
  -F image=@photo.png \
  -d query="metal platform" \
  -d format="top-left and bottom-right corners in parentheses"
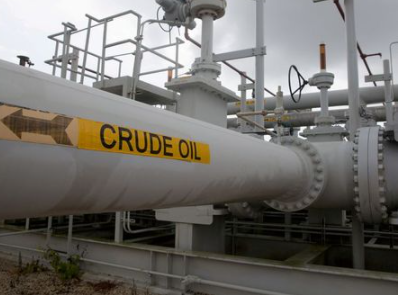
top-left (1, 229), bottom-right (398, 295)
top-left (93, 76), bottom-right (178, 106)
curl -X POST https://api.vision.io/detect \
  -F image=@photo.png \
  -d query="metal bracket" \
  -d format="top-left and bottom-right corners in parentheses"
top-left (238, 83), bottom-right (255, 91)
top-left (365, 74), bottom-right (392, 83)
top-left (213, 46), bottom-right (266, 62)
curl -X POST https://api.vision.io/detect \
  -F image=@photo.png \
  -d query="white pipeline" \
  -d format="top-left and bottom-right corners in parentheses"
top-left (0, 60), bottom-right (310, 219)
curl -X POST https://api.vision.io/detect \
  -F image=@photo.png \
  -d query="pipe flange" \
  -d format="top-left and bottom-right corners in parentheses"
top-left (190, 0), bottom-right (227, 19)
top-left (353, 127), bottom-right (388, 223)
top-left (264, 137), bottom-right (326, 212)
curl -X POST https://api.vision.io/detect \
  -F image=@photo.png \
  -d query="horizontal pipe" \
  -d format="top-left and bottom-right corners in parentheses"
top-left (0, 60), bottom-right (310, 219)
top-left (228, 106), bottom-right (394, 129)
top-left (228, 85), bottom-right (398, 115)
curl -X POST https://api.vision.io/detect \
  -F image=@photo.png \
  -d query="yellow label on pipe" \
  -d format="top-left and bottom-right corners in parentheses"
top-left (0, 103), bottom-right (211, 165)
top-left (78, 119), bottom-right (210, 164)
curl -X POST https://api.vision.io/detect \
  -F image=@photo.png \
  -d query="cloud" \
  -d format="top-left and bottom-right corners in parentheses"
top-left (0, 0), bottom-right (397, 94)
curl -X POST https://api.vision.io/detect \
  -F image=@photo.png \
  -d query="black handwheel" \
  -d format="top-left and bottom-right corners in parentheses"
top-left (288, 65), bottom-right (309, 104)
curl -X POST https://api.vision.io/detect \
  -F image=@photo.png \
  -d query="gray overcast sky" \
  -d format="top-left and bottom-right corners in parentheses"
top-left (1, 0), bottom-right (398, 96)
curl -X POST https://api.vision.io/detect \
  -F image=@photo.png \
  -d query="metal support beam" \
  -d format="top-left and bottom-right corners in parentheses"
top-left (352, 215), bottom-right (365, 270)
top-left (1, 233), bottom-right (398, 295)
top-left (345, 0), bottom-right (361, 139)
top-left (213, 47), bottom-right (266, 62)
top-left (255, 0), bottom-right (265, 131)
top-left (67, 215), bottom-right (74, 256)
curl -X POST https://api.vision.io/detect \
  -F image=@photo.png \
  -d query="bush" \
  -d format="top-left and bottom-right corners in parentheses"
top-left (44, 249), bottom-right (83, 282)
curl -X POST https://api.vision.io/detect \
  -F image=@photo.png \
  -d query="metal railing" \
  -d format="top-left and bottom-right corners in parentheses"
top-left (45, 10), bottom-right (185, 101)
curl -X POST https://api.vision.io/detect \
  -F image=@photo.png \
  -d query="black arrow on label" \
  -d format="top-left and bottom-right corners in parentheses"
top-left (1, 109), bottom-right (73, 146)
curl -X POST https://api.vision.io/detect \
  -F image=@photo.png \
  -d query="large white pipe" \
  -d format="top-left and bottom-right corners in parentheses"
top-left (227, 86), bottom-right (398, 115)
top-left (0, 60), bottom-right (311, 219)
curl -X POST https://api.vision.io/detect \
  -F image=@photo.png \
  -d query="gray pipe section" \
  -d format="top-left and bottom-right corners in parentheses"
top-left (311, 142), bottom-right (355, 210)
top-left (228, 106), bottom-right (393, 129)
top-left (227, 85), bottom-right (398, 115)
top-left (384, 141), bottom-right (398, 210)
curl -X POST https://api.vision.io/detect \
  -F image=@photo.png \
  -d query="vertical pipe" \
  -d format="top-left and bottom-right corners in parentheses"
top-left (352, 215), bottom-right (365, 269)
top-left (255, 0), bottom-right (265, 130)
top-left (175, 38), bottom-right (180, 79)
top-left (240, 73), bottom-right (248, 132)
top-left (201, 14), bottom-right (214, 63)
top-left (345, 0), bottom-right (365, 269)
top-left (345, 0), bottom-right (361, 138)
top-left (80, 17), bottom-right (92, 84)
top-left (320, 88), bottom-right (329, 117)
top-left (101, 20), bottom-right (108, 85)
top-left (384, 60), bottom-right (394, 125)
top-left (67, 215), bottom-right (74, 256)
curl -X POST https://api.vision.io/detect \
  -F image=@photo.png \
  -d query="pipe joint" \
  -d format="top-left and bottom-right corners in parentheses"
top-left (264, 137), bottom-right (326, 212)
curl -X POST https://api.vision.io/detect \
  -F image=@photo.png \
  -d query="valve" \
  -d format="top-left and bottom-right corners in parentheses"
top-left (288, 65), bottom-right (308, 103)
top-left (156, 0), bottom-right (196, 29)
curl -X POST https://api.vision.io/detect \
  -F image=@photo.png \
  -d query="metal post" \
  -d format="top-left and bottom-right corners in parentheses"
top-left (61, 26), bottom-right (71, 79)
top-left (383, 60), bottom-right (394, 126)
top-left (352, 215), bottom-right (365, 269)
top-left (70, 48), bottom-right (79, 82)
top-left (96, 57), bottom-right (101, 81)
top-left (118, 61), bottom-right (122, 78)
top-left (101, 20), bottom-right (108, 85)
top-left (25, 218), bottom-right (30, 231)
top-left (284, 213), bottom-right (292, 242)
top-left (114, 212), bottom-right (124, 243)
top-left (52, 41), bottom-right (59, 76)
top-left (80, 17), bottom-right (92, 84)
top-left (201, 14), bottom-right (214, 63)
top-left (345, 0), bottom-right (361, 139)
top-left (46, 216), bottom-right (53, 245)
top-left (255, 0), bottom-right (265, 131)
top-left (131, 36), bottom-right (143, 100)
top-left (67, 215), bottom-right (73, 256)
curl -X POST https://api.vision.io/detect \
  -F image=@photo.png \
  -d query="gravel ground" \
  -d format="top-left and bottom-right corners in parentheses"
top-left (0, 256), bottom-right (148, 295)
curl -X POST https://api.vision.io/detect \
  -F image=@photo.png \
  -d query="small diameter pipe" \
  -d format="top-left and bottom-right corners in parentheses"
top-left (384, 60), bottom-right (394, 126)
top-left (320, 44), bottom-right (329, 118)
top-left (320, 89), bottom-right (329, 118)
top-left (200, 14), bottom-right (214, 63)
top-left (320, 43), bottom-right (327, 71)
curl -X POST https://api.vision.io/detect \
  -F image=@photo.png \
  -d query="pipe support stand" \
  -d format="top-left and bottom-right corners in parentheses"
top-left (264, 137), bottom-right (326, 212)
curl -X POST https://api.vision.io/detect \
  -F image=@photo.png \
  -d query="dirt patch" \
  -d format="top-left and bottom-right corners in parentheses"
top-left (0, 256), bottom-right (147, 295)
